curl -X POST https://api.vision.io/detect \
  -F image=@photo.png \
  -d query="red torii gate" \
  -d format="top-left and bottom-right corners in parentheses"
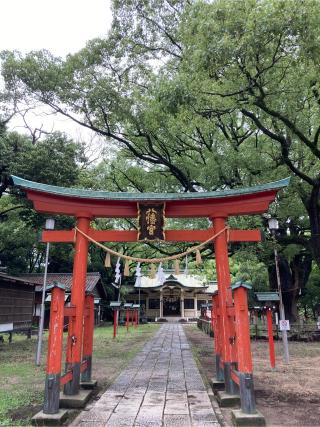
top-left (11, 175), bottom-right (289, 419)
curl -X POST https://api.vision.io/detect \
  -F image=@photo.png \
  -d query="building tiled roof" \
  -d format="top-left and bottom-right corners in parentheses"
top-left (134, 272), bottom-right (217, 294)
top-left (0, 272), bottom-right (37, 287)
top-left (205, 283), bottom-right (218, 294)
top-left (19, 272), bottom-right (101, 292)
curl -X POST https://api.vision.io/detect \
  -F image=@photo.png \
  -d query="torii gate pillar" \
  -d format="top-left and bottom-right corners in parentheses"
top-left (212, 216), bottom-right (238, 394)
top-left (64, 215), bottom-right (91, 395)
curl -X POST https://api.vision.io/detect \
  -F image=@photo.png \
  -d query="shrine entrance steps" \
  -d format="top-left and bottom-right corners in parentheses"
top-left (74, 324), bottom-right (221, 426)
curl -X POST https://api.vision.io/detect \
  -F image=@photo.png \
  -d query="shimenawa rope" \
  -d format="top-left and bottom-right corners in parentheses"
top-left (74, 226), bottom-right (229, 264)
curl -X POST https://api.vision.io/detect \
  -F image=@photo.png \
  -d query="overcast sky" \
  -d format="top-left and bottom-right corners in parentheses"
top-left (0, 0), bottom-right (112, 56)
top-left (0, 0), bottom-right (112, 141)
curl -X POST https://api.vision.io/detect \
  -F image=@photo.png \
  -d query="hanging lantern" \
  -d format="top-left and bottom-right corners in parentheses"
top-left (104, 252), bottom-right (111, 268)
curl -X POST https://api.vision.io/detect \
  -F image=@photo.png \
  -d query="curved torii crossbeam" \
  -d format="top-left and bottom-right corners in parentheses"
top-left (11, 175), bottom-right (289, 418)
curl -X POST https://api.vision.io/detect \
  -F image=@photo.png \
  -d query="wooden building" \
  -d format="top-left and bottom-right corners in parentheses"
top-left (127, 271), bottom-right (217, 320)
top-left (19, 272), bottom-right (107, 326)
top-left (0, 272), bottom-right (36, 334)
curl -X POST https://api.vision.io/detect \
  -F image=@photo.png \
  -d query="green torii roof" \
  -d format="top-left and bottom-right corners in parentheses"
top-left (255, 292), bottom-right (280, 302)
top-left (11, 175), bottom-right (290, 202)
top-left (231, 280), bottom-right (252, 291)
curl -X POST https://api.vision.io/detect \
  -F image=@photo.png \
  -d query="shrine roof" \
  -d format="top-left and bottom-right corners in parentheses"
top-left (19, 272), bottom-right (102, 293)
top-left (134, 272), bottom-right (217, 294)
top-left (11, 175), bottom-right (290, 202)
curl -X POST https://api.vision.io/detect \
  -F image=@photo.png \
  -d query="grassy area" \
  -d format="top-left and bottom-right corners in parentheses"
top-left (0, 323), bottom-right (160, 426)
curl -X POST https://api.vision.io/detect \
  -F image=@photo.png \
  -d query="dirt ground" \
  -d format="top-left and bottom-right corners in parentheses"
top-left (184, 324), bottom-right (320, 427)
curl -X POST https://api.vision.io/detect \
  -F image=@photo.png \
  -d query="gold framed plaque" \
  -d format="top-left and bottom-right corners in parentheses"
top-left (137, 203), bottom-right (165, 241)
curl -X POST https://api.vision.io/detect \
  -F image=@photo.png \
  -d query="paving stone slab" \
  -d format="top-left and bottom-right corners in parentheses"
top-left (193, 423), bottom-right (221, 427)
top-left (191, 410), bottom-right (219, 423)
top-left (166, 391), bottom-right (187, 401)
top-left (163, 414), bottom-right (192, 427)
top-left (74, 324), bottom-right (221, 427)
top-left (134, 419), bottom-right (162, 427)
top-left (78, 422), bottom-right (105, 427)
top-left (106, 414), bottom-right (137, 426)
top-left (164, 401), bottom-right (189, 415)
top-left (80, 409), bottom-right (112, 423)
top-left (142, 391), bottom-right (166, 405)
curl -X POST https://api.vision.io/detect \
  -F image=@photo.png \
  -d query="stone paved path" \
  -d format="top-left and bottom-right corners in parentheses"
top-left (76, 324), bottom-right (221, 427)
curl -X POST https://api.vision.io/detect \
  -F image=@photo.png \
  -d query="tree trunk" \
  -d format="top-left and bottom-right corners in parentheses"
top-left (0, 168), bottom-right (10, 198)
top-left (268, 253), bottom-right (312, 322)
top-left (306, 185), bottom-right (320, 267)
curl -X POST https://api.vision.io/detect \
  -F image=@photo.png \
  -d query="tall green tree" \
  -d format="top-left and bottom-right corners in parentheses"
top-left (180, 0), bottom-right (320, 263)
top-left (1, 0), bottom-right (319, 318)
top-left (0, 129), bottom-right (87, 273)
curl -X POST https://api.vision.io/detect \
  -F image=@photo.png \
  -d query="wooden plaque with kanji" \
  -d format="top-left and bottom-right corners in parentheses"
top-left (137, 203), bottom-right (165, 241)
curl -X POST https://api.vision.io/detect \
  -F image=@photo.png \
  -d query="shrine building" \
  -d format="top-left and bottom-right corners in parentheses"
top-left (127, 272), bottom-right (217, 320)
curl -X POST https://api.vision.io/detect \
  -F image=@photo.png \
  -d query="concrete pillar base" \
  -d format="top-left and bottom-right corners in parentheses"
top-left (215, 354), bottom-right (225, 382)
top-left (44, 373), bottom-right (60, 414)
top-left (81, 355), bottom-right (92, 383)
top-left (217, 390), bottom-right (241, 407)
top-left (63, 362), bottom-right (80, 395)
top-left (59, 389), bottom-right (92, 408)
top-left (210, 378), bottom-right (225, 392)
top-left (231, 409), bottom-right (266, 426)
top-left (224, 362), bottom-right (239, 395)
top-left (32, 409), bottom-right (68, 426)
top-left (81, 379), bottom-right (97, 389)
top-left (239, 373), bottom-right (256, 414)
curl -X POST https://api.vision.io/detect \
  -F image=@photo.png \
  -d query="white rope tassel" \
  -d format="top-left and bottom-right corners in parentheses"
top-left (104, 252), bottom-right (111, 268)
top-left (195, 249), bottom-right (202, 265)
top-left (184, 255), bottom-right (189, 276)
top-left (149, 264), bottom-right (156, 279)
top-left (115, 257), bottom-right (122, 284)
top-left (156, 262), bottom-right (166, 286)
top-left (174, 259), bottom-right (180, 275)
top-left (135, 262), bottom-right (142, 288)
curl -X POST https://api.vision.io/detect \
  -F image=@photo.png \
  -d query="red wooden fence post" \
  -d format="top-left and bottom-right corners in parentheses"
top-left (135, 308), bottom-right (139, 327)
top-left (126, 309), bottom-right (129, 332)
top-left (44, 283), bottom-right (65, 414)
top-left (211, 299), bottom-right (214, 334)
top-left (266, 308), bottom-right (276, 369)
top-left (81, 293), bottom-right (95, 383)
top-left (110, 302), bottom-right (121, 339)
top-left (64, 216), bottom-right (90, 395)
top-left (233, 281), bottom-right (256, 414)
top-left (113, 309), bottom-right (117, 338)
top-left (123, 303), bottom-right (133, 332)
